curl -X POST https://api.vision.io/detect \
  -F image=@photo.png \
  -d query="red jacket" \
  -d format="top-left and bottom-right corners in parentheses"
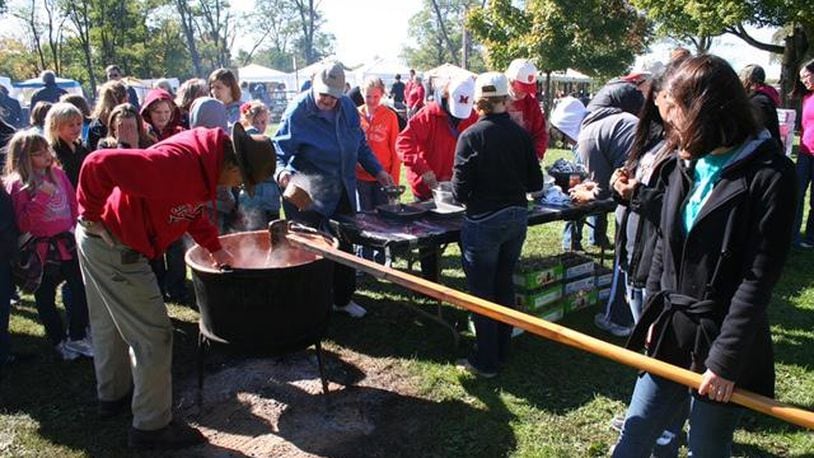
top-left (77, 128), bottom-right (225, 259)
top-left (507, 95), bottom-right (548, 160)
top-left (141, 88), bottom-right (184, 142)
top-left (407, 84), bottom-right (425, 110)
top-left (396, 101), bottom-right (477, 199)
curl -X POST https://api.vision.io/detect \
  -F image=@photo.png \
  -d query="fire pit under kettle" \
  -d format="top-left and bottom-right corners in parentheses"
top-left (185, 226), bottom-right (339, 395)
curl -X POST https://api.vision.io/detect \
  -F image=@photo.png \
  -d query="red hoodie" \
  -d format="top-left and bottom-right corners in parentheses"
top-left (140, 88), bottom-right (184, 142)
top-left (396, 101), bottom-right (477, 200)
top-left (507, 94), bottom-right (548, 160)
top-left (77, 128), bottom-right (225, 259)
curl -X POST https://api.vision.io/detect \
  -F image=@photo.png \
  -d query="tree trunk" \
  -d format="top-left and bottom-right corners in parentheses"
top-left (175, 0), bottom-right (203, 77)
top-left (430, 0), bottom-right (458, 63)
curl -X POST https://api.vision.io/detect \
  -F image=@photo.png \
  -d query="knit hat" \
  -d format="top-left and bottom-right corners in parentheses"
top-left (447, 76), bottom-right (475, 119)
top-left (189, 97), bottom-right (227, 130)
top-left (550, 96), bottom-right (588, 141)
top-left (475, 72), bottom-right (509, 99)
top-left (312, 61), bottom-right (345, 99)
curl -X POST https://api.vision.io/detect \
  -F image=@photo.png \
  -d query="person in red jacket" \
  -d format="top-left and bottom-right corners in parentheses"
top-left (140, 88), bottom-right (184, 143)
top-left (397, 76), bottom-right (477, 279)
top-left (505, 58), bottom-right (548, 160)
top-left (74, 125), bottom-right (274, 450)
top-left (406, 75), bottom-right (426, 118)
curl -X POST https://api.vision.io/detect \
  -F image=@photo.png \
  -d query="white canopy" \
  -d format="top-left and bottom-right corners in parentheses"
top-left (424, 63), bottom-right (476, 81)
top-left (549, 69), bottom-right (593, 83)
top-left (353, 58), bottom-right (411, 89)
top-left (12, 76), bottom-right (84, 106)
top-left (239, 64), bottom-right (290, 84)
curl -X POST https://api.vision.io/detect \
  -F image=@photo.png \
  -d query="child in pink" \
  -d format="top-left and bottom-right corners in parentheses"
top-left (3, 130), bottom-right (92, 360)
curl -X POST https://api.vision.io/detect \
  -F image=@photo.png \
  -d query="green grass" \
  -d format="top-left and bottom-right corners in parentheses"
top-left (2, 148), bottom-right (814, 456)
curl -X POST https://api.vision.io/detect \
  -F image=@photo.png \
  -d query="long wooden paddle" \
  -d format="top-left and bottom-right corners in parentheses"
top-left (284, 231), bottom-right (814, 430)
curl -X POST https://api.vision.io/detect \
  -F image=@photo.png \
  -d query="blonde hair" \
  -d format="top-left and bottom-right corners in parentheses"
top-left (44, 102), bottom-right (83, 146)
top-left (175, 78), bottom-right (208, 112)
top-left (3, 130), bottom-right (54, 188)
top-left (92, 80), bottom-right (128, 125)
top-left (362, 77), bottom-right (385, 94)
top-left (239, 100), bottom-right (269, 127)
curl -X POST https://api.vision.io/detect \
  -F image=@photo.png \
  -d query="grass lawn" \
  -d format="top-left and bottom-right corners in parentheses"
top-left (1, 148), bottom-right (813, 456)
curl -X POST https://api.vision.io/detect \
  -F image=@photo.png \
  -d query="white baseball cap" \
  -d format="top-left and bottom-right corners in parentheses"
top-left (506, 59), bottom-right (538, 85)
top-left (448, 76), bottom-right (475, 119)
top-left (549, 96), bottom-right (588, 141)
top-left (475, 72), bottom-right (509, 99)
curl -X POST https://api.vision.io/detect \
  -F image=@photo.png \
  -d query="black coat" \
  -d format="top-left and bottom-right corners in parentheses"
top-left (749, 92), bottom-right (781, 149)
top-left (52, 138), bottom-right (89, 188)
top-left (634, 136), bottom-right (796, 397)
top-left (0, 185), bottom-right (17, 262)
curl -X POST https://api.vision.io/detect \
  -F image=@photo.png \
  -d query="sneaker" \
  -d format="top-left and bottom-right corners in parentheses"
top-left (64, 337), bottom-right (95, 358)
top-left (610, 413), bottom-right (626, 432)
top-left (99, 389), bottom-right (133, 419)
top-left (594, 313), bottom-right (633, 338)
top-left (128, 418), bottom-right (206, 450)
top-left (55, 341), bottom-right (80, 361)
top-left (455, 358), bottom-right (498, 379)
top-left (797, 241), bottom-right (814, 249)
top-left (333, 300), bottom-right (367, 318)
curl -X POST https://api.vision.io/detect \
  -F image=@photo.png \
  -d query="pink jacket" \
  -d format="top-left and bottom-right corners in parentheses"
top-left (801, 93), bottom-right (814, 156)
top-left (6, 166), bottom-right (78, 261)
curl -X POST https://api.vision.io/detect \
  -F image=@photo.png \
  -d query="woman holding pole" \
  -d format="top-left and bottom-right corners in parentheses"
top-left (613, 55), bottom-right (797, 456)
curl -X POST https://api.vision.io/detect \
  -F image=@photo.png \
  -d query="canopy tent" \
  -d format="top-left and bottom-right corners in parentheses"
top-left (289, 57), bottom-right (359, 91)
top-left (549, 68), bottom-right (593, 83)
top-left (12, 77), bottom-right (83, 106)
top-left (125, 77), bottom-right (181, 104)
top-left (352, 58), bottom-right (411, 90)
top-left (0, 76), bottom-right (11, 92)
top-left (424, 63), bottom-right (476, 82)
top-left (238, 64), bottom-right (296, 90)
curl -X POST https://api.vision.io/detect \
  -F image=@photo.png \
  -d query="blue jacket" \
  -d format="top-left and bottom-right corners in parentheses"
top-left (273, 90), bottom-right (383, 216)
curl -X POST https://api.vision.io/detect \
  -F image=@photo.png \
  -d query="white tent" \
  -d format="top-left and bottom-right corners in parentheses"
top-left (424, 63), bottom-right (476, 82)
top-left (353, 58), bottom-right (411, 89)
top-left (288, 57), bottom-right (359, 91)
top-left (12, 77), bottom-right (83, 106)
top-left (238, 63), bottom-right (295, 89)
top-left (549, 69), bottom-right (593, 84)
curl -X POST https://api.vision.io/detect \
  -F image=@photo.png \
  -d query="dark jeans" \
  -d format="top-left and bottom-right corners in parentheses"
top-left (357, 180), bottom-right (388, 263)
top-left (34, 259), bottom-right (89, 345)
top-left (793, 152), bottom-right (814, 245)
top-left (283, 191), bottom-right (356, 307)
top-left (0, 262), bottom-right (12, 362)
top-left (461, 206), bottom-right (528, 373)
top-left (613, 373), bottom-right (743, 457)
top-left (562, 215), bottom-right (609, 250)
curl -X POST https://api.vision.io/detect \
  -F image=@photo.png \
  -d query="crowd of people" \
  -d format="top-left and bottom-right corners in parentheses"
top-left (0, 49), bottom-right (810, 454)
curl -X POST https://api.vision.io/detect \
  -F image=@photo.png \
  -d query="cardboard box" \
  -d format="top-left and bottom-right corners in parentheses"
top-left (561, 252), bottom-right (595, 279)
top-left (515, 284), bottom-right (563, 311)
top-left (513, 261), bottom-right (564, 290)
top-left (595, 266), bottom-right (613, 288)
top-left (563, 275), bottom-right (596, 296)
top-left (537, 302), bottom-right (564, 322)
top-left (562, 289), bottom-right (598, 314)
top-left (598, 287), bottom-right (611, 302)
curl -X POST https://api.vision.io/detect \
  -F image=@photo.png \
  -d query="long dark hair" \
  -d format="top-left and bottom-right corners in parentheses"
top-left (626, 57), bottom-right (688, 171)
top-left (791, 58), bottom-right (814, 98)
top-left (666, 54), bottom-right (758, 159)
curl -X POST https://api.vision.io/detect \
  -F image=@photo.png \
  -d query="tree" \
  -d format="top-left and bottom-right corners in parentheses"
top-left (403, 0), bottom-right (486, 71)
top-left (468, 0), bottom-right (649, 77)
top-left (630, 0), bottom-right (814, 105)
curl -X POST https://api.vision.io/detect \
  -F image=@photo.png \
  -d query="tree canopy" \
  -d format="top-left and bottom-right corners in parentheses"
top-left (402, 0), bottom-right (486, 72)
top-left (467, 0), bottom-right (649, 78)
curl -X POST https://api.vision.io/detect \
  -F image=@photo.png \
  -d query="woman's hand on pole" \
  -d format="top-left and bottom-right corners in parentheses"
top-left (698, 369), bottom-right (735, 403)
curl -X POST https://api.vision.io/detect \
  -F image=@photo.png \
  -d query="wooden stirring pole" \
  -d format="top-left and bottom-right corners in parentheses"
top-left (285, 231), bottom-right (814, 430)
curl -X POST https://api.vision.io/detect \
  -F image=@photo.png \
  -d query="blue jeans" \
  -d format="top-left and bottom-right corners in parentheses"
top-left (624, 270), bottom-right (644, 323)
top-left (598, 254), bottom-right (634, 327)
top-left (793, 152), bottom-right (814, 245)
top-left (460, 206), bottom-right (528, 373)
top-left (562, 215), bottom-right (609, 250)
top-left (357, 180), bottom-right (389, 263)
top-left (0, 262), bottom-right (12, 363)
top-left (613, 373), bottom-right (744, 458)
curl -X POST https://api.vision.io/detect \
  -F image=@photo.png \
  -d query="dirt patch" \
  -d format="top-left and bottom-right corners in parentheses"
top-left (173, 345), bottom-right (435, 457)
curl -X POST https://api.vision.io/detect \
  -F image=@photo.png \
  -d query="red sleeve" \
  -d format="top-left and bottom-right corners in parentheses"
top-left (186, 210), bottom-right (222, 254)
top-left (529, 102), bottom-right (548, 160)
top-left (396, 112), bottom-right (432, 176)
top-left (387, 111), bottom-right (401, 184)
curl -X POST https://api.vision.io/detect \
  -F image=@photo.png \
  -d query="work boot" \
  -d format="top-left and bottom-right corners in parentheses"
top-left (98, 389), bottom-right (133, 419)
top-left (128, 419), bottom-right (206, 450)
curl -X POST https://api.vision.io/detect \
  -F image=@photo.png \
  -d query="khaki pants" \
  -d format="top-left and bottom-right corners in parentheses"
top-left (76, 225), bottom-right (173, 431)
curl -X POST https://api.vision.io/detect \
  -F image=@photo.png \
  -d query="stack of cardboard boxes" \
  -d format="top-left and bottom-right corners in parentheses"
top-left (514, 253), bottom-right (613, 322)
